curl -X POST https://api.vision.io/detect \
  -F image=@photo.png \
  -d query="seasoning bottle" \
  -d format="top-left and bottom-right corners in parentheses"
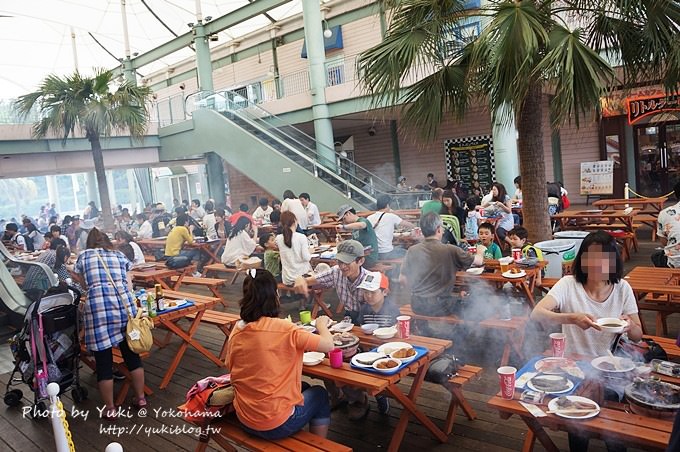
top-left (651, 359), bottom-right (680, 377)
top-left (155, 283), bottom-right (165, 311)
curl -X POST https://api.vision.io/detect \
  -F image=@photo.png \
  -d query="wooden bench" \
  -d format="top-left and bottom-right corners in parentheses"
top-left (79, 346), bottom-right (153, 406)
top-left (400, 304), bottom-right (527, 366)
top-left (185, 310), bottom-right (240, 360)
top-left (203, 262), bottom-right (243, 284)
top-left (644, 335), bottom-right (680, 361)
top-left (634, 213), bottom-right (658, 240)
top-left (170, 275), bottom-right (226, 305)
top-left (445, 364), bottom-right (483, 435)
top-left (195, 411), bottom-right (352, 452)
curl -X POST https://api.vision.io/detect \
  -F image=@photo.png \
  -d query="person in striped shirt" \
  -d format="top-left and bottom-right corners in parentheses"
top-left (356, 271), bottom-right (399, 327)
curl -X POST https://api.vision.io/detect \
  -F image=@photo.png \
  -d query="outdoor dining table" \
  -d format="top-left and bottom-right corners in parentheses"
top-left (592, 196), bottom-right (667, 213)
top-left (303, 327), bottom-right (452, 452)
top-left (624, 266), bottom-right (680, 335)
top-left (488, 355), bottom-right (674, 452)
top-left (550, 209), bottom-right (639, 233)
top-left (129, 262), bottom-right (196, 290)
top-left (151, 291), bottom-right (224, 389)
top-left (137, 237), bottom-right (225, 266)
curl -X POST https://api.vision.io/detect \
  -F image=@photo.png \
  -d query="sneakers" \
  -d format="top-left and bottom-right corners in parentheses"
top-left (347, 394), bottom-right (370, 421)
top-left (192, 271), bottom-right (203, 278)
top-left (376, 395), bottom-right (390, 415)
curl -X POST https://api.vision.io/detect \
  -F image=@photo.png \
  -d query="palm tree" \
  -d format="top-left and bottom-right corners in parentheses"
top-left (14, 69), bottom-right (152, 230)
top-left (358, 0), bottom-right (680, 241)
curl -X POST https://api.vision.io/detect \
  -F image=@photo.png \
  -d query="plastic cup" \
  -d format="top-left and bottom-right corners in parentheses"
top-left (329, 348), bottom-right (343, 368)
top-left (299, 311), bottom-right (312, 325)
top-left (397, 315), bottom-right (411, 339)
top-left (497, 366), bottom-right (517, 400)
top-left (500, 261), bottom-right (510, 273)
top-left (468, 245), bottom-right (477, 255)
top-left (550, 333), bottom-right (566, 358)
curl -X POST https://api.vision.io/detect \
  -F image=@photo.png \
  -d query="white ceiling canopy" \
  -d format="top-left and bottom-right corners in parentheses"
top-left (0, 0), bottom-right (303, 99)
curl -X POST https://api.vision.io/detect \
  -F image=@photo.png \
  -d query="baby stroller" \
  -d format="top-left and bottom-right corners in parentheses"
top-left (4, 284), bottom-right (87, 417)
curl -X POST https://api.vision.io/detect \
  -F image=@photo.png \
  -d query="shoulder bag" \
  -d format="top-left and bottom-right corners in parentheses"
top-left (94, 252), bottom-right (154, 353)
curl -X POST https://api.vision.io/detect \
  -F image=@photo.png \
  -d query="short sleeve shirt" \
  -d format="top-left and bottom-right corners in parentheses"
top-left (352, 218), bottom-right (379, 265)
top-left (313, 266), bottom-right (368, 312)
top-left (657, 201), bottom-right (680, 267)
top-left (401, 238), bottom-right (474, 297)
top-left (367, 211), bottom-right (403, 254)
top-left (547, 276), bottom-right (638, 356)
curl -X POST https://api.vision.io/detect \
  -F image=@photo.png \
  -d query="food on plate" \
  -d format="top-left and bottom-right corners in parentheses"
top-left (376, 359), bottom-right (399, 369)
top-left (555, 396), bottom-right (597, 411)
top-left (510, 268), bottom-right (520, 274)
top-left (534, 358), bottom-right (585, 379)
top-left (392, 348), bottom-right (416, 359)
top-left (602, 323), bottom-right (622, 328)
top-left (530, 375), bottom-right (570, 392)
top-left (355, 353), bottom-right (385, 366)
top-left (332, 332), bottom-right (357, 346)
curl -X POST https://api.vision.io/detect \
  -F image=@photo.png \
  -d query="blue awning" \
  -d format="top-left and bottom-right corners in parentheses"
top-left (301, 25), bottom-right (343, 59)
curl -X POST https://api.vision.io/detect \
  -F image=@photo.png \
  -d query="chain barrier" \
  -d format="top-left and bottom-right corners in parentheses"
top-left (626, 187), bottom-right (673, 199)
top-left (56, 399), bottom-right (76, 452)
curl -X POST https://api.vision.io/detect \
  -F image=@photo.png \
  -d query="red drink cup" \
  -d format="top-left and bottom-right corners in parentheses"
top-left (329, 348), bottom-right (343, 368)
top-left (396, 315), bottom-right (411, 339)
top-left (479, 208), bottom-right (485, 218)
top-left (468, 245), bottom-right (477, 255)
top-left (512, 248), bottom-right (522, 261)
top-left (497, 366), bottom-right (517, 400)
top-left (550, 333), bottom-right (566, 358)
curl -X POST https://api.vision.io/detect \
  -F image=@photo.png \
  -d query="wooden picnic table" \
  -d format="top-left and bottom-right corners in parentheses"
top-left (551, 209), bottom-right (639, 233)
top-left (137, 237), bottom-right (225, 266)
top-left (129, 262), bottom-right (196, 290)
top-left (151, 291), bottom-right (224, 389)
top-left (488, 355), bottom-right (674, 452)
top-left (593, 197), bottom-right (667, 213)
top-left (303, 327), bottom-right (451, 452)
top-left (624, 266), bottom-right (680, 335)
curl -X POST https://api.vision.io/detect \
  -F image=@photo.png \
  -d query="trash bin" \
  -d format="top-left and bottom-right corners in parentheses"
top-left (553, 231), bottom-right (590, 255)
top-left (535, 239), bottom-right (577, 278)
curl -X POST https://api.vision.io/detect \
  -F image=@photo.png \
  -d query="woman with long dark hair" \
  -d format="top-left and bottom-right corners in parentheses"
top-left (481, 182), bottom-right (514, 242)
top-left (73, 228), bottom-right (146, 418)
top-left (226, 269), bottom-right (333, 439)
top-left (276, 211), bottom-right (312, 286)
top-left (220, 216), bottom-right (258, 267)
top-left (114, 231), bottom-right (145, 265)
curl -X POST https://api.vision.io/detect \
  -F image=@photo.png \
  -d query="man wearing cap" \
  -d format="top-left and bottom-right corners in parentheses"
top-left (401, 212), bottom-right (486, 319)
top-left (336, 205), bottom-right (378, 269)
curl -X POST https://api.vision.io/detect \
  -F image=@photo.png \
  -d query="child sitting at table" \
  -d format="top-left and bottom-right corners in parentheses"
top-left (356, 271), bottom-right (400, 327)
top-left (464, 197), bottom-right (481, 240)
top-left (506, 226), bottom-right (544, 261)
top-left (259, 233), bottom-right (281, 282)
top-left (478, 222), bottom-right (502, 259)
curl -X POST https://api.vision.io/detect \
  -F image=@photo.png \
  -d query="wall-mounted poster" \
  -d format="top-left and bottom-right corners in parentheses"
top-left (444, 135), bottom-right (496, 193)
top-left (580, 161), bottom-right (614, 195)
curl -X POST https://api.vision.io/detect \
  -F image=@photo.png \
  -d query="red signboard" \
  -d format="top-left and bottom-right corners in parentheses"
top-left (627, 94), bottom-right (680, 125)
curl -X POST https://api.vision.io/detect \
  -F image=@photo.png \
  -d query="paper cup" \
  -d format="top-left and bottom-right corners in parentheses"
top-left (497, 366), bottom-right (517, 400)
top-left (329, 348), bottom-right (343, 369)
top-left (299, 311), bottom-right (312, 325)
top-left (550, 333), bottom-right (566, 358)
top-left (512, 248), bottom-right (522, 261)
top-left (397, 315), bottom-right (411, 339)
top-left (468, 245), bottom-right (477, 255)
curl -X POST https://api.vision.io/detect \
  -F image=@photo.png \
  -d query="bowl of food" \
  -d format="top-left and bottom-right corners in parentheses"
top-left (360, 323), bottom-right (380, 334)
top-left (591, 356), bottom-right (635, 373)
top-left (625, 379), bottom-right (680, 420)
top-left (303, 352), bottom-right (325, 366)
top-left (372, 358), bottom-right (402, 373)
top-left (332, 332), bottom-right (360, 359)
top-left (373, 327), bottom-right (398, 339)
top-left (595, 318), bottom-right (628, 333)
top-left (466, 267), bottom-right (484, 275)
top-left (330, 321), bottom-right (354, 333)
top-left (389, 346), bottom-right (418, 363)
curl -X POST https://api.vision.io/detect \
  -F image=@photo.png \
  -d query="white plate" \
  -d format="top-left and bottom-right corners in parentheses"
top-left (372, 357), bottom-right (402, 373)
top-left (466, 267), bottom-right (484, 275)
top-left (584, 209), bottom-right (603, 213)
top-left (591, 356), bottom-right (635, 373)
top-left (389, 348), bottom-right (418, 363)
top-left (330, 322), bottom-right (354, 333)
top-left (299, 325), bottom-right (317, 333)
top-left (165, 299), bottom-right (188, 308)
top-left (303, 352), bottom-right (325, 366)
top-left (373, 327), bottom-right (397, 339)
top-left (595, 318), bottom-right (628, 333)
top-left (527, 376), bottom-right (574, 394)
top-left (502, 270), bottom-right (527, 279)
top-left (548, 396), bottom-right (600, 419)
top-left (351, 352), bottom-right (385, 368)
top-left (377, 342), bottom-right (413, 355)
top-left (311, 318), bottom-right (336, 328)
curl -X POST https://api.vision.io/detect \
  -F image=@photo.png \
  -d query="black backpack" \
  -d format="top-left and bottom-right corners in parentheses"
top-left (20, 234), bottom-right (35, 252)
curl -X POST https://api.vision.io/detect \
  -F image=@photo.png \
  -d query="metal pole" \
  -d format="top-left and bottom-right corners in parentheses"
top-left (70, 27), bottom-right (78, 71)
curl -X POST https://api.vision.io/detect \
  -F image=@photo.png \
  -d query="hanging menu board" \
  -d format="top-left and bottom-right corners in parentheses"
top-left (580, 161), bottom-right (614, 195)
top-left (444, 135), bottom-right (496, 193)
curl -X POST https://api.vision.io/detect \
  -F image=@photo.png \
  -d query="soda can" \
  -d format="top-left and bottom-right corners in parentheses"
top-left (512, 248), bottom-right (522, 261)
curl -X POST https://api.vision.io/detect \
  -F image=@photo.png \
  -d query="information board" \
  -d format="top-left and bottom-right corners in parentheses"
top-left (444, 135), bottom-right (496, 193)
top-left (579, 161), bottom-right (614, 195)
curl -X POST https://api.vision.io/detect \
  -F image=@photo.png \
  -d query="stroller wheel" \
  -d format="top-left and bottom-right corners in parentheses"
top-left (4, 389), bottom-right (23, 407)
top-left (33, 401), bottom-right (48, 420)
top-left (72, 387), bottom-right (88, 403)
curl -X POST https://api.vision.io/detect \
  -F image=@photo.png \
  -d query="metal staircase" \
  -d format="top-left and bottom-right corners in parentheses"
top-left (186, 90), bottom-right (403, 208)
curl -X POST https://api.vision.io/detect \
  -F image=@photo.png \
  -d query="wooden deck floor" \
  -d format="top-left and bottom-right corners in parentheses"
top-left (0, 226), bottom-right (673, 451)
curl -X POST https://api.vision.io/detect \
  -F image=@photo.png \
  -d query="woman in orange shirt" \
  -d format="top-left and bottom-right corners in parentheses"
top-left (226, 269), bottom-right (335, 439)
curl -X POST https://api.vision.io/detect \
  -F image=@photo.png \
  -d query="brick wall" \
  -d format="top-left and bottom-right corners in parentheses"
top-left (224, 162), bottom-right (276, 211)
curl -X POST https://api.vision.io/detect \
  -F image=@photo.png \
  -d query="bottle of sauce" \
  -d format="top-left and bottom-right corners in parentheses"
top-left (155, 284), bottom-right (165, 311)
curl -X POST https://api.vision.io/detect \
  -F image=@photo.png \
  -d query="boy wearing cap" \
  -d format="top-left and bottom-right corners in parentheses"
top-left (357, 271), bottom-right (400, 327)
top-left (336, 205), bottom-right (379, 269)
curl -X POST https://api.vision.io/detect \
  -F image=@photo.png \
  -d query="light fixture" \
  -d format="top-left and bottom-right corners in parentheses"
top-left (323, 20), bottom-right (332, 39)
top-left (179, 83), bottom-right (186, 90)
top-left (205, 16), bottom-right (212, 22)
top-left (187, 22), bottom-right (194, 28)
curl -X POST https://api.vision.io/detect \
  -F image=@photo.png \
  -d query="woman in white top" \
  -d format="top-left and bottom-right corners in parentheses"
top-left (114, 231), bottom-right (145, 265)
top-left (252, 198), bottom-right (273, 225)
top-left (531, 231), bottom-right (643, 357)
top-left (221, 216), bottom-right (258, 267)
top-left (480, 182), bottom-right (514, 242)
top-left (275, 211), bottom-right (312, 286)
top-left (280, 190), bottom-right (308, 230)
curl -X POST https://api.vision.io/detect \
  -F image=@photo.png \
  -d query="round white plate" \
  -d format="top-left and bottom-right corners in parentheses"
top-left (298, 325), bottom-right (317, 333)
top-left (595, 318), bottom-right (628, 334)
top-left (330, 322), bottom-right (354, 333)
top-left (527, 377), bottom-right (574, 394)
top-left (311, 318), bottom-right (336, 328)
top-left (351, 352), bottom-right (385, 368)
top-left (534, 357), bottom-right (579, 375)
top-left (466, 267), bottom-right (484, 275)
top-left (502, 270), bottom-right (527, 279)
top-left (372, 357), bottom-right (402, 373)
top-left (548, 396), bottom-right (600, 419)
top-left (591, 356), bottom-right (635, 373)
top-left (303, 352), bottom-right (325, 366)
top-left (377, 342), bottom-right (413, 355)
top-left (389, 348), bottom-right (418, 363)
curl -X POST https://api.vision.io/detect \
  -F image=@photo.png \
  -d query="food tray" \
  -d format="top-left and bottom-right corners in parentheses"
top-left (515, 356), bottom-right (585, 396)
top-left (350, 346), bottom-right (428, 375)
top-left (157, 300), bottom-right (195, 314)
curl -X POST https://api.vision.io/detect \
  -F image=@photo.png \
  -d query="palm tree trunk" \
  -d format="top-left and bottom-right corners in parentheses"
top-left (517, 84), bottom-right (552, 242)
top-left (89, 136), bottom-right (115, 231)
